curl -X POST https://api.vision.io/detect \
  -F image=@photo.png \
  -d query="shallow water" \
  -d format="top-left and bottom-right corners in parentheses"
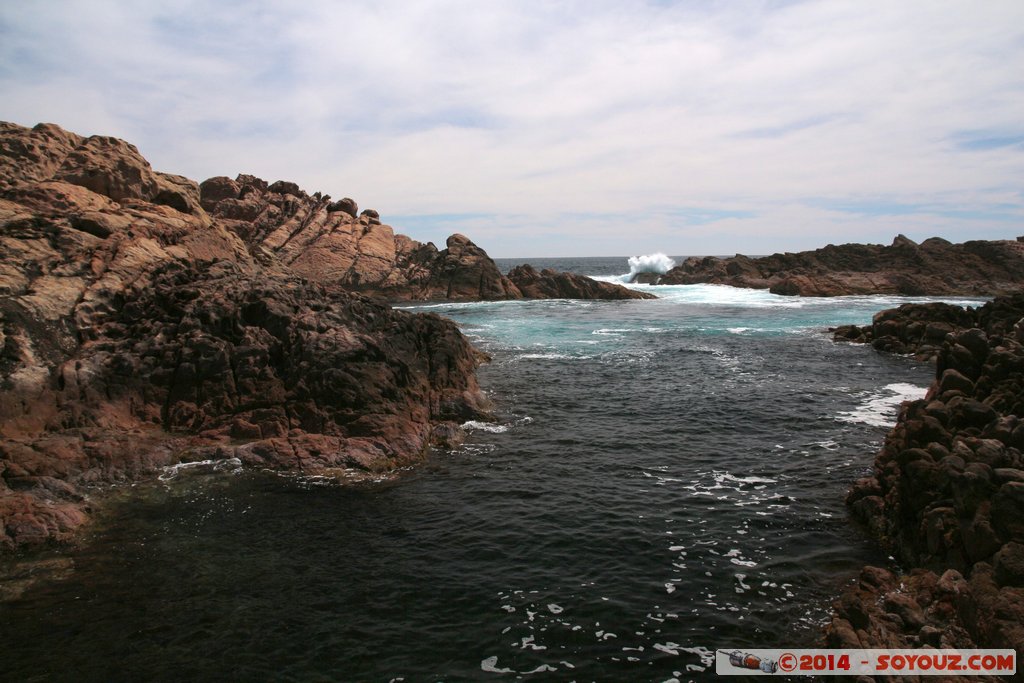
top-left (0, 257), bottom-right (987, 681)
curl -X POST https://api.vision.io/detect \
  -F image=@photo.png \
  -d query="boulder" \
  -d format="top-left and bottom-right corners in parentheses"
top-left (831, 291), bottom-right (1024, 653)
top-left (327, 197), bottom-right (358, 217)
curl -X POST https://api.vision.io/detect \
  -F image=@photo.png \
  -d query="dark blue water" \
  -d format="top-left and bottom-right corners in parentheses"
top-left (0, 257), bottom-right (987, 682)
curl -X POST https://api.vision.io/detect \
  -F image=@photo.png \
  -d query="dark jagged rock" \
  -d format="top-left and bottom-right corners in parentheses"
top-left (660, 234), bottom-right (1024, 297)
top-left (827, 293), bottom-right (1024, 663)
top-left (629, 272), bottom-right (662, 285)
top-left (400, 233), bottom-right (523, 300)
top-left (507, 264), bottom-right (655, 300)
top-left (832, 293), bottom-right (1024, 362)
top-left (0, 121), bottom-right (499, 550)
top-left (832, 301), bottom-right (982, 361)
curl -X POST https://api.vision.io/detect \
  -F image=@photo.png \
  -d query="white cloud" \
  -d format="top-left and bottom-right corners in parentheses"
top-left (1, 0), bottom-right (1023, 255)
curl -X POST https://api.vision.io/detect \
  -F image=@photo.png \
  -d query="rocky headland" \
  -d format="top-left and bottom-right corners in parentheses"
top-left (826, 294), bottom-right (1024, 670)
top-left (0, 121), bottom-right (647, 552)
top-left (195, 173), bottom-right (651, 302)
top-left (655, 234), bottom-right (1024, 297)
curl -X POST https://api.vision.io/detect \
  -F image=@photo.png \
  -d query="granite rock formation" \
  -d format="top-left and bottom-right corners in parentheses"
top-left (826, 294), bottom-right (1024, 666)
top-left (832, 302), bottom-right (980, 361)
top-left (507, 264), bottom-right (655, 300)
top-left (199, 171), bottom-right (520, 301)
top-left (1, 121), bottom-right (551, 550)
top-left (197, 174), bottom-right (645, 302)
top-left (833, 295), bottom-right (1024, 362)
top-left (660, 235), bottom-right (1024, 297)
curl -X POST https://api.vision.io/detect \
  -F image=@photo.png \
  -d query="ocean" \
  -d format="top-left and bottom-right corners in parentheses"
top-left (0, 256), bottom-right (988, 682)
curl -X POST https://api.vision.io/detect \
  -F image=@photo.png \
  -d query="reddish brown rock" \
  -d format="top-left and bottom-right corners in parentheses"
top-left (0, 122), bottom-right (84, 190)
top-left (0, 119), bottom-right (654, 551)
top-left (0, 120), bottom-right (503, 551)
top-left (402, 233), bottom-right (523, 300)
top-left (832, 297), bottom-right (1019, 362)
top-left (201, 173), bottom-right (645, 302)
top-left (825, 565), bottom-right (1002, 682)
top-left (661, 234), bottom-right (1024, 297)
top-left (828, 293), bottom-right (1024, 659)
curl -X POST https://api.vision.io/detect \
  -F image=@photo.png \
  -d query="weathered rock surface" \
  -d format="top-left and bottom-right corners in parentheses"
top-left (0, 120), bottom-right (654, 551)
top-left (0, 121), bottom-right (506, 550)
top-left (660, 234), bottom-right (1024, 297)
top-left (833, 294), bottom-right (1024, 362)
top-left (826, 293), bottom-right (1024, 666)
top-left (198, 173), bottom-right (645, 302)
top-left (507, 264), bottom-right (655, 300)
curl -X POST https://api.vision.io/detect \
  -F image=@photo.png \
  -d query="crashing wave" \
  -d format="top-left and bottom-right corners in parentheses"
top-left (624, 253), bottom-right (676, 283)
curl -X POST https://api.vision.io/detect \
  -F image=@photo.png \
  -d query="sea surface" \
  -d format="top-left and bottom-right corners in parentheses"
top-left (1, 257), bottom-right (988, 682)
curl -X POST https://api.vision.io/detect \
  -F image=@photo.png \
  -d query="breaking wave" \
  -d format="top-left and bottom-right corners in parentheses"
top-left (625, 253), bottom-right (676, 281)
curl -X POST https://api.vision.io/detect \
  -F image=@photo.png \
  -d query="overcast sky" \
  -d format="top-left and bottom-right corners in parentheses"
top-left (2, 1), bottom-right (1023, 257)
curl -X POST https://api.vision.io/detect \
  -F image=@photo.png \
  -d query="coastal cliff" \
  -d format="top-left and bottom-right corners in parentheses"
top-left (827, 295), bottom-right (1024, 666)
top-left (0, 121), bottom-right (647, 550)
top-left (0, 122), bottom-right (502, 549)
top-left (658, 235), bottom-right (1024, 297)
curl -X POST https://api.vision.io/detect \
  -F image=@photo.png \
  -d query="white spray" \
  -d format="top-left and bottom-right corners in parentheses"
top-left (625, 253), bottom-right (676, 281)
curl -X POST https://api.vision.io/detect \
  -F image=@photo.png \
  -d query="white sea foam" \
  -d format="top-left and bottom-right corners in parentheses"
top-left (521, 664), bottom-right (557, 674)
top-left (837, 382), bottom-right (928, 428)
top-left (592, 328), bottom-right (637, 336)
top-left (480, 656), bottom-right (514, 673)
top-left (519, 635), bottom-right (546, 650)
top-left (461, 420), bottom-right (509, 433)
top-left (717, 473), bottom-right (777, 485)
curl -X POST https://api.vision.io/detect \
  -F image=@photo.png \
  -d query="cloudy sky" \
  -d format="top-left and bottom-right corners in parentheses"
top-left (2, 1), bottom-right (1023, 257)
